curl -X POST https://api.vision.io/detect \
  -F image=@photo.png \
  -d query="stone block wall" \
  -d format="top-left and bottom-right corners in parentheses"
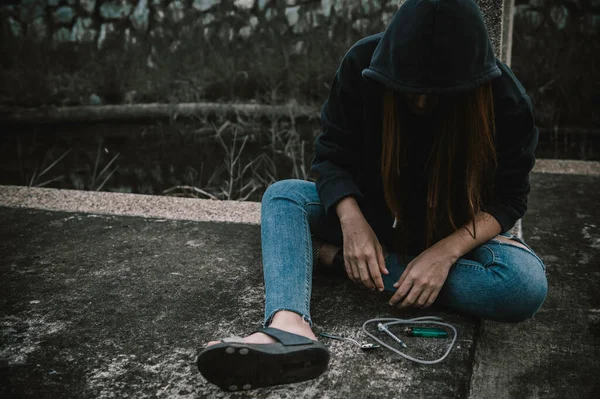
top-left (515, 0), bottom-right (600, 34)
top-left (0, 0), bottom-right (508, 107)
top-left (1, 1), bottom-right (598, 118)
top-left (1, 0), bottom-right (505, 59)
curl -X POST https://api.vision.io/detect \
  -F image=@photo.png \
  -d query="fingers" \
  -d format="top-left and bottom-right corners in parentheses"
top-left (377, 245), bottom-right (389, 276)
top-left (357, 259), bottom-right (375, 290)
top-left (345, 256), bottom-right (368, 286)
top-left (343, 243), bottom-right (388, 291)
top-left (397, 284), bottom-right (422, 309)
top-left (393, 262), bottom-right (413, 290)
top-left (387, 251), bottom-right (449, 309)
top-left (389, 278), bottom-right (412, 305)
top-left (393, 284), bottom-right (438, 309)
top-left (344, 256), bottom-right (356, 283)
top-left (342, 252), bottom-right (355, 283)
top-left (368, 251), bottom-right (385, 292)
top-left (344, 253), bottom-right (380, 291)
top-left (413, 289), bottom-right (433, 308)
top-left (424, 289), bottom-right (440, 308)
top-left (349, 260), bottom-right (360, 283)
top-left (362, 247), bottom-right (386, 291)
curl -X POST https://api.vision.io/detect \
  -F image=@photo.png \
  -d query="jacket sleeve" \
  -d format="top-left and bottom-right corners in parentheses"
top-left (309, 51), bottom-right (366, 217)
top-left (483, 93), bottom-right (538, 234)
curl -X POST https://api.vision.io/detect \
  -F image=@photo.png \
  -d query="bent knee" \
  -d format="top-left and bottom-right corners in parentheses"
top-left (262, 179), bottom-right (313, 203)
top-left (493, 272), bottom-right (548, 323)
top-left (264, 179), bottom-right (298, 199)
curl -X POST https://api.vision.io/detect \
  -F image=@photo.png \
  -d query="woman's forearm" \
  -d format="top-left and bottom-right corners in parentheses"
top-left (335, 196), bottom-right (363, 225)
top-left (433, 211), bottom-right (503, 263)
top-left (336, 198), bottom-right (502, 261)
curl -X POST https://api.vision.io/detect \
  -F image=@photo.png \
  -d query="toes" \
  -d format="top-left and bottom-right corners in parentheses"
top-left (205, 333), bottom-right (279, 348)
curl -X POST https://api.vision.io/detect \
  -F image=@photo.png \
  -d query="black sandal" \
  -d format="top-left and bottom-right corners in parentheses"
top-left (197, 327), bottom-right (330, 391)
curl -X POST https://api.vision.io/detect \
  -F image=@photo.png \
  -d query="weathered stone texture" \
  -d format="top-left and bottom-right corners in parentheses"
top-left (99, 0), bottom-right (133, 20)
top-left (12, 0), bottom-right (592, 74)
top-left (2, 0), bottom-right (510, 53)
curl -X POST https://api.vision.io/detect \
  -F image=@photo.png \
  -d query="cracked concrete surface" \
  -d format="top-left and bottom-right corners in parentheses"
top-left (0, 167), bottom-right (598, 398)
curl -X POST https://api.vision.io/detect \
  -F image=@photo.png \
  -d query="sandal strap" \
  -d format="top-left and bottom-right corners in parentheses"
top-left (253, 327), bottom-right (314, 346)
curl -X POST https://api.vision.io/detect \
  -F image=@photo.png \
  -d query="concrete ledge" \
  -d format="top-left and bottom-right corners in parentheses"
top-left (0, 160), bottom-right (597, 226)
top-left (533, 159), bottom-right (600, 176)
top-left (0, 185), bottom-right (261, 225)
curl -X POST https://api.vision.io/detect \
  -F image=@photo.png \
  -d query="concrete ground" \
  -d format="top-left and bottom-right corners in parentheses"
top-left (0, 163), bottom-right (598, 398)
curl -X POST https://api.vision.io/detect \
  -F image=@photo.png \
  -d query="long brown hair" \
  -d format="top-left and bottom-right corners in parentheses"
top-left (381, 82), bottom-right (498, 254)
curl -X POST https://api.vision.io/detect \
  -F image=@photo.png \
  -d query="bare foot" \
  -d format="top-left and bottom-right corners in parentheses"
top-left (319, 242), bottom-right (340, 266)
top-left (205, 310), bottom-right (318, 348)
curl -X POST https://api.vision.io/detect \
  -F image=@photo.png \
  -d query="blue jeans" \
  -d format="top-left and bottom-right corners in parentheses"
top-left (260, 179), bottom-right (548, 327)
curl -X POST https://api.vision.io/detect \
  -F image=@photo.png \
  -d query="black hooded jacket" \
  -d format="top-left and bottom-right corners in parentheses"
top-left (309, 0), bottom-right (538, 254)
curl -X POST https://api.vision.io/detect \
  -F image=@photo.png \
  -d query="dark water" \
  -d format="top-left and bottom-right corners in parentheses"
top-left (0, 120), bottom-right (317, 200)
top-left (0, 121), bottom-right (597, 197)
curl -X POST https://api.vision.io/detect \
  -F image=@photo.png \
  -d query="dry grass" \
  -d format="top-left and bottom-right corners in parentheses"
top-left (9, 108), bottom-right (320, 201)
top-left (159, 108), bottom-right (317, 201)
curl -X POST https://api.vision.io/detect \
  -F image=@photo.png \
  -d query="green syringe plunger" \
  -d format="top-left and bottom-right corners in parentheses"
top-left (403, 327), bottom-right (448, 338)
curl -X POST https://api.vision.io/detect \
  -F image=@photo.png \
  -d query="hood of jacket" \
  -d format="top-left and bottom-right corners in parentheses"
top-left (361, 0), bottom-right (502, 94)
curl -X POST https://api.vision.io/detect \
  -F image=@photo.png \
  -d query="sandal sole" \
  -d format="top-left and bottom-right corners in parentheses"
top-left (197, 341), bottom-right (330, 391)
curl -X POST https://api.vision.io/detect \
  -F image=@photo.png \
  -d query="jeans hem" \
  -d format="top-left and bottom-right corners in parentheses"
top-left (263, 308), bottom-right (313, 328)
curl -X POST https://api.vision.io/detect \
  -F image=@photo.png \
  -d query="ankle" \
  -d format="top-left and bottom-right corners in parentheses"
top-left (269, 311), bottom-right (315, 336)
top-left (271, 310), bottom-right (308, 327)
top-left (319, 243), bottom-right (340, 266)
top-left (268, 316), bottom-right (316, 341)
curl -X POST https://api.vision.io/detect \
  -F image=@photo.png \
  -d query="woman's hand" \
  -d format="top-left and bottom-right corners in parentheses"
top-left (389, 245), bottom-right (457, 308)
top-left (339, 212), bottom-right (389, 291)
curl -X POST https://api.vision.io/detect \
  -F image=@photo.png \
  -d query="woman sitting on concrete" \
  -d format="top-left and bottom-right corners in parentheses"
top-left (197, 0), bottom-right (548, 391)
